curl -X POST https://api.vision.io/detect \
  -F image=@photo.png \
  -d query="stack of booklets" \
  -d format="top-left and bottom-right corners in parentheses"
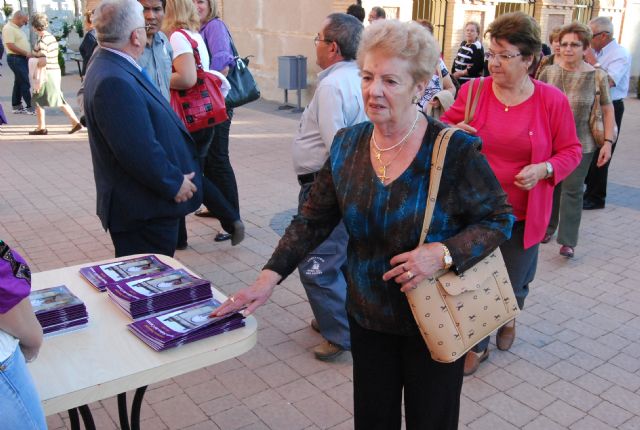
top-left (79, 255), bottom-right (172, 292)
top-left (105, 269), bottom-right (213, 319)
top-left (128, 298), bottom-right (245, 351)
top-left (30, 285), bottom-right (89, 335)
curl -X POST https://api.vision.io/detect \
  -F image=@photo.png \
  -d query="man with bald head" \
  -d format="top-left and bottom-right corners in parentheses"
top-left (2, 11), bottom-right (35, 114)
top-left (84, 0), bottom-right (202, 257)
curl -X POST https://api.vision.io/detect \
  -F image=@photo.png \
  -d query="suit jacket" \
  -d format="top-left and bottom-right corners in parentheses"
top-left (84, 49), bottom-right (202, 233)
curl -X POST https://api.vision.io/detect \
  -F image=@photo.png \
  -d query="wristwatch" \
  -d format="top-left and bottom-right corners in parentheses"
top-left (544, 161), bottom-right (554, 179)
top-left (442, 244), bottom-right (453, 270)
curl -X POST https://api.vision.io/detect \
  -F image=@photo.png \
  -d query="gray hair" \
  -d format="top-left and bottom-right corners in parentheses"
top-left (371, 6), bottom-right (385, 19)
top-left (12, 10), bottom-right (28, 18)
top-left (590, 16), bottom-right (614, 35)
top-left (324, 13), bottom-right (364, 61)
top-left (93, 0), bottom-right (144, 46)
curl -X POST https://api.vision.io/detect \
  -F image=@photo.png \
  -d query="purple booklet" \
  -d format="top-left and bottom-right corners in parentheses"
top-left (106, 269), bottom-right (213, 319)
top-left (29, 285), bottom-right (89, 335)
top-left (128, 299), bottom-right (245, 351)
top-left (79, 255), bottom-right (172, 292)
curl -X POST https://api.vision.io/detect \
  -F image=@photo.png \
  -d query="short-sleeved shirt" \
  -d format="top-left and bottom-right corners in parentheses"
top-left (418, 59), bottom-right (450, 109)
top-left (0, 242), bottom-right (32, 361)
top-left (139, 31), bottom-right (174, 101)
top-left (33, 31), bottom-right (60, 70)
top-left (538, 65), bottom-right (611, 153)
top-left (2, 21), bottom-right (30, 55)
top-left (169, 29), bottom-right (210, 71)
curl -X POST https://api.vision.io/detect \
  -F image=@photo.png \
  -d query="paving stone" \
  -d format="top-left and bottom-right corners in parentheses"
top-left (185, 380), bottom-right (232, 404)
top-left (253, 360), bottom-right (301, 388)
top-left (479, 392), bottom-right (538, 427)
top-left (544, 380), bottom-right (601, 411)
top-left (521, 415), bottom-right (566, 430)
top-left (253, 400), bottom-right (311, 430)
top-left (182, 419), bottom-right (222, 430)
top-left (306, 368), bottom-right (350, 391)
top-left (462, 377), bottom-right (500, 402)
top-left (212, 405), bottom-right (259, 430)
top-left (459, 394), bottom-right (488, 425)
top-left (200, 394), bottom-right (243, 417)
top-left (275, 378), bottom-right (321, 402)
top-left (294, 392), bottom-right (351, 429)
top-left (467, 412), bottom-right (518, 430)
top-left (547, 360), bottom-right (587, 381)
top-left (572, 372), bottom-right (614, 395)
top-left (152, 394), bottom-right (208, 430)
top-left (601, 386), bottom-right (640, 415)
top-left (589, 400), bottom-right (633, 427)
top-left (241, 389), bottom-right (284, 410)
top-left (217, 367), bottom-right (269, 399)
top-left (569, 415), bottom-right (616, 430)
top-left (505, 382), bottom-right (556, 410)
top-left (541, 399), bottom-right (585, 427)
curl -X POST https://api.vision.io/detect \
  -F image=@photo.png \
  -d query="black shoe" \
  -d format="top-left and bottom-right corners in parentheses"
top-left (231, 220), bottom-right (245, 246)
top-left (214, 232), bottom-right (232, 242)
top-left (583, 200), bottom-right (605, 210)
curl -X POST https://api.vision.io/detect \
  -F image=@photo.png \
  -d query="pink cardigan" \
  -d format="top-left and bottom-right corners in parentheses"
top-left (441, 77), bottom-right (581, 248)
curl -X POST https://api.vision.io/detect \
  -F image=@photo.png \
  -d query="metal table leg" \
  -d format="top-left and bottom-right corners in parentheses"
top-left (68, 405), bottom-right (95, 430)
top-left (118, 385), bottom-right (148, 430)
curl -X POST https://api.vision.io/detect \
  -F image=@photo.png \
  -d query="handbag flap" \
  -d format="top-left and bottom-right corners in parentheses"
top-left (436, 249), bottom-right (505, 296)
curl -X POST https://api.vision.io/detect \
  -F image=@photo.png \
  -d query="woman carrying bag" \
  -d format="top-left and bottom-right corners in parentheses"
top-left (194, 0), bottom-right (241, 243)
top-left (164, 0), bottom-right (245, 248)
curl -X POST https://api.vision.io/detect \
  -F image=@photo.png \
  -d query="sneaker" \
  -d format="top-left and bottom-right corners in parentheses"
top-left (23, 107), bottom-right (36, 115)
top-left (313, 340), bottom-right (346, 362)
top-left (12, 106), bottom-right (25, 114)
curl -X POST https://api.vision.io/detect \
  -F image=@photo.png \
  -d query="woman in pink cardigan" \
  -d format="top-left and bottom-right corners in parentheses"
top-left (441, 12), bottom-right (581, 376)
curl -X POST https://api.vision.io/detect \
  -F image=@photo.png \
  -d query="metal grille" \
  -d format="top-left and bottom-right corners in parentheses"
top-left (413, 0), bottom-right (449, 52)
top-left (572, 0), bottom-right (594, 24)
top-left (494, 1), bottom-right (536, 18)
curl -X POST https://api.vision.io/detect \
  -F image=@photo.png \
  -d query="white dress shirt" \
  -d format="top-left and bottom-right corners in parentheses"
top-left (292, 60), bottom-right (368, 175)
top-left (596, 39), bottom-right (631, 101)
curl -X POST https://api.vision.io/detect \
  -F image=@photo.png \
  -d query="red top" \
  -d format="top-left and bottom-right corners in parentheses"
top-left (441, 77), bottom-right (582, 248)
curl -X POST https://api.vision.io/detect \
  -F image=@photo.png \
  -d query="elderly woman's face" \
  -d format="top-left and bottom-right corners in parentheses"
top-left (360, 51), bottom-right (425, 126)
top-left (559, 33), bottom-right (585, 66)
top-left (486, 38), bottom-right (532, 87)
top-left (465, 24), bottom-right (478, 43)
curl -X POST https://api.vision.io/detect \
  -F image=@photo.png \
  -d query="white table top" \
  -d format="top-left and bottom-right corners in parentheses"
top-left (28, 254), bottom-right (257, 415)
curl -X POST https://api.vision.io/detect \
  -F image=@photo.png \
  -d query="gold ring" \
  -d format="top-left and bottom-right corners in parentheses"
top-left (406, 270), bottom-right (414, 280)
top-left (229, 296), bottom-right (236, 303)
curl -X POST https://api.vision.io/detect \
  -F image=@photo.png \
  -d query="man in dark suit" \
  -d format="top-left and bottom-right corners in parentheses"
top-left (85, 0), bottom-right (202, 257)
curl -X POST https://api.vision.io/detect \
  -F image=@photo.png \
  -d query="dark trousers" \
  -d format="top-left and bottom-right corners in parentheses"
top-left (7, 54), bottom-right (31, 109)
top-left (584, 99), bottom-right (625, 206)
top-left (473, 221), bottom-right (539, 352)
top-left (110, 217), bottom-right (180, 258)
top-left (203, 109), bottom-right (240, 213)
top-left (350, 316), bottom-right (464, 430)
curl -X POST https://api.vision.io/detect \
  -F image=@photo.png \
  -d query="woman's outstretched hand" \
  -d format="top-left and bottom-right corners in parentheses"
top-left (210, 270), bottom-right (282, 317)
top-left (383, 243), bottom-right (446, 293)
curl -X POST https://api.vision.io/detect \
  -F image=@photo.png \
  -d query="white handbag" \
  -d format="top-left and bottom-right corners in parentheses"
top-left (405, 127), bottom-right (519, 363)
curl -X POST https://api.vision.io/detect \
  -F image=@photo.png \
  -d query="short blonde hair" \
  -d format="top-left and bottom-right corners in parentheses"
top-left (163, 0), bottom-right (200, 32)
top-left (357, 19), bottom-right (439, 83)
top-left (201, 0), bottom-right (220, 23)
top-left (31, 13), bottom-right (49, 31)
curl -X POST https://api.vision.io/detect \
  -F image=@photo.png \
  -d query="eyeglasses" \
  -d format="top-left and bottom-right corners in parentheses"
top-left (559, 42), bottom-right (583, 49)
top-left (484, 51), bottom-right (522, 62)
top-left (592, 31), bottom-right (610, 38)
top-left (313, 35), bottom-right (333, 46)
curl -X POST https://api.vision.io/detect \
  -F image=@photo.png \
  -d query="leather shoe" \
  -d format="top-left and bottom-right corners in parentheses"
top-left (497, 321), bottom-right (516, 351)
top-left (28, 128), bottom-right (48, 135)
top-left (231, 220), bottom-right (245, 246)
top-left (214, 233), bottom-right (232, 242)
top-left (583, 200), bottom-right (604, 210)
top-left (68, 123), bottom-right (82, 134)
top-left (464, 349), bottom-right (489, 376)
top-left (195, 208), bottom-right (216, 218)
top-left (559, 245), bottom-right (574, 258)
top-left (541, 233), bottom-right (553, 244)
top-left (310, 319), bottom-right (320, 333)
top-left (313, 340), bottom-right (346, 361)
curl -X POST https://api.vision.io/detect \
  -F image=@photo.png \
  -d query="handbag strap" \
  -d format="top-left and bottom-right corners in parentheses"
top-left (174, 29), bottom-right (204, 69)
top-left (464, 76), bottom-right (484, 124)
top-left (419, 127), bottom-right (460, 245)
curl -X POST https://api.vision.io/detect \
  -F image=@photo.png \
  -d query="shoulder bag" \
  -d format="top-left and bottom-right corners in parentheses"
top-left (405, 126), bottom-right (519, 363)
top-left (224, 27), bottom-right (260, 109)
top-left (170, 29), bottom-right (228, 133)
top-left (589, 69), bottom-right (617, 147)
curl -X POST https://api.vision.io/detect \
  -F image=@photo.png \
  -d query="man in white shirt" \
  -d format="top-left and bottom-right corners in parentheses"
top-left (292, 13), bottom-right (366, 361)
top-left (583, 16), bottom-right (631, 210)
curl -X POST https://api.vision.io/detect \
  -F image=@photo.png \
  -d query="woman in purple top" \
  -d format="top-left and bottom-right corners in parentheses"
top-left (195, 0), bottom-right (241, 243)
top-left (0, 241), bottom-right (46, 430)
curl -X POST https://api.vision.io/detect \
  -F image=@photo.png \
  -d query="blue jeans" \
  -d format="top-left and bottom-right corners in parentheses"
top-left (0, 347), bottom-right (47, 430)
top-left (7, 54), bottom-right (32, 109)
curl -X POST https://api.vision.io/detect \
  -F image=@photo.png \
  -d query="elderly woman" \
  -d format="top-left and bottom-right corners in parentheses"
top-left (441, 12), bottom-right (582, 375)
top-left (0, 241), bottom-right (46, 430)
top-left (29, 13), bottom-right (82, 135)
top-left (534, 26), bottom-right (562, 79)
top-left (193, 0), bottom-right (241, 243)
top-left (538, 23), bottom-right (614, 257)
top-left (451, 21), bottom-right (485, 86)
top-left (213, 20), bottom-right (514, 429)
top-left (164, 0), bottom-right (244, 247)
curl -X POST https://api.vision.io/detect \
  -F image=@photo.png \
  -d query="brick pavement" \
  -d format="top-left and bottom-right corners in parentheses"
top-left (2, 62), bottom-right (640, 429)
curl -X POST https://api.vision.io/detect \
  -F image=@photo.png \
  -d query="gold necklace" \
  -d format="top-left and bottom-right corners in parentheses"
top-left (370, 112), bottom-right (420, 183)
top-left (494, 78), bottom-right (531, 112)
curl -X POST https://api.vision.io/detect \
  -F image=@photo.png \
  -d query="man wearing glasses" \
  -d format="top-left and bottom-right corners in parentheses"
top-left (138, 0), bottom-right (173, 100)
top-left (292, 13), bottom-right (366, 361)
top-left (582, 16), bottom-right (631, 210)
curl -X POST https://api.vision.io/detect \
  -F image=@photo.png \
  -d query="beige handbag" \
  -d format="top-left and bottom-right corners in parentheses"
top-left (589, 69), bottom-right (618, 147)
top-left (405, 127), bottom-right (520, 363)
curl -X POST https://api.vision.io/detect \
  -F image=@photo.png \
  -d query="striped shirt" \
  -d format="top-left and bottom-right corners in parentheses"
top-left (452, 40), bottom-right (484, 84)
top-left (34, 31), bottom-right (60, 70)
top-left (265, 117), bottom-right (514, 335)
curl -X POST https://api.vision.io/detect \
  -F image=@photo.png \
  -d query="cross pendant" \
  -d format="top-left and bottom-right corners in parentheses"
top-left (378, 166), bottom-right (389, 183)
